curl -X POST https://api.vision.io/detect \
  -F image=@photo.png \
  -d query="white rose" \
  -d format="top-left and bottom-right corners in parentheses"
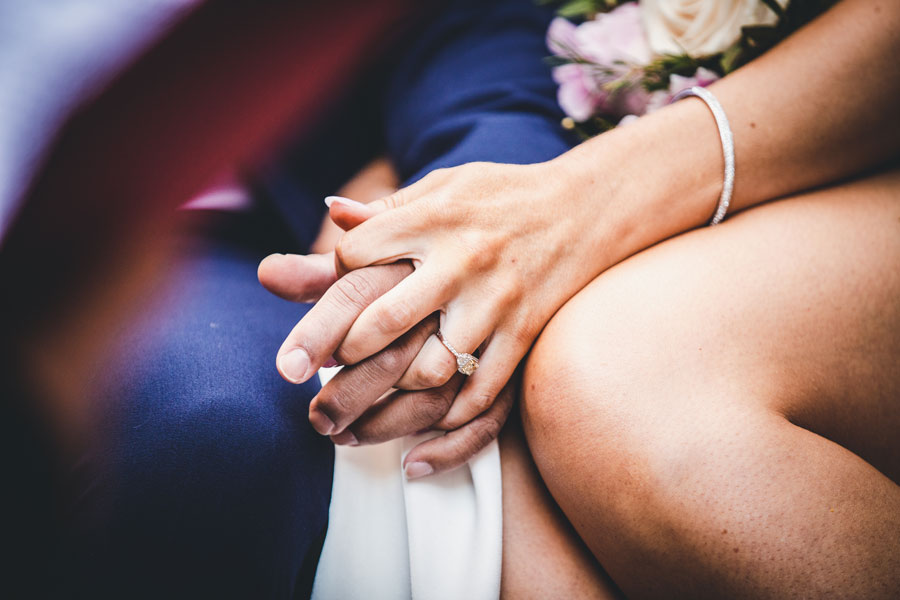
top-left (641, 0), bottom-right (787, 57)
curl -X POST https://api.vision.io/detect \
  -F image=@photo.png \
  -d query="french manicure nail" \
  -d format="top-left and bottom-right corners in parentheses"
top-left (405, 461), bottom-right (434, 480)
top-left (331, 429), bottom-right (358, 446)
top-left (324, 195), bottom-right (366, 209)
top-left (309, 410), bottom-right (336, 436)
top-left (277, 348), bottom-right (310, 383)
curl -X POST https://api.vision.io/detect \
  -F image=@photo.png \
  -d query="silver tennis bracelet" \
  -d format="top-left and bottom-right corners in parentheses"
top-left (670, 86), bottom-right (735, 226)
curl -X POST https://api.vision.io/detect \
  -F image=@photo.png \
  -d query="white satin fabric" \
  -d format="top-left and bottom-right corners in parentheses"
top-left (312, 368), bottom-right (503, 600)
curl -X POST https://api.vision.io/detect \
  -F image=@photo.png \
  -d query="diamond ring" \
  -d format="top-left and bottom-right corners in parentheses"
top-left (436, 330), bottom-right (479, 376)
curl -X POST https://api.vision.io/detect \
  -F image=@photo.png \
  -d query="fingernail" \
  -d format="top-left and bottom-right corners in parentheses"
top-left (277, 348), bottom-right (310, 383)
top-left (331, 429), bottom-right (358, 446)
top-left (324, 195), bottom-right (366, 209)
top-left (405, 461), bottom-right (434, 480)
top-left (322, 356), bottom-right (339, 368)
top-left (309, 410), bottom-right (336, 436)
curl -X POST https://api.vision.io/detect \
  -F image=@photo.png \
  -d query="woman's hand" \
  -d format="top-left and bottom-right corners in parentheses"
top-left (259, 255), bottom-right (517, 477)
top-left (327, 159), bottom-right (624, 432)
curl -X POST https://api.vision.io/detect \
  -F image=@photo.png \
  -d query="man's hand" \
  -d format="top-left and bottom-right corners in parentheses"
top-left (258, 254), bottom-right (514, 478)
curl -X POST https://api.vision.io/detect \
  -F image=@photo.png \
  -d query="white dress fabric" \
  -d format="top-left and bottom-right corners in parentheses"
top-left (312, 367), bottom-right (503, 600)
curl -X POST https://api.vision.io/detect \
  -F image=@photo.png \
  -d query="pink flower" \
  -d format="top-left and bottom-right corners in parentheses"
top-left (553, 63), bottom-right (605, 122)
top-left (546, 3), bottom-right (722, 124)
top-left (546, 17), bottom-right (579, 58)
top-left (548, 3), bottom-right (655, 122)
top-left (574, 3), bottom-right (653, 67)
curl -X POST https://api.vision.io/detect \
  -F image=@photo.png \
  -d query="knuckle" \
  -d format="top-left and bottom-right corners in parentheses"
top-left (452, 236), bottom-right (500, 274)
top-left (447, 425), bottom-right (494, 465)
top-left (382, 189), bottom-right (405, 210)
top-left (314, 390), bottom-right (353, 422)
top-left (467, 415), bottom-right (503, 451)
top-left (332, 345), bottom-right (353, 366)
top-left (333, 235), bottom-right (352, 269)
top-left (370, 346), bottom-right (407, 378)
top-left (333, 270), bottom-right (378, 309)
top-left (411, 360), bottom-right (454, 389)
top-left (410, 389), bottom-right (453, 425)
top-left (497, 285), bottom-right (523, 311)
top-left (454, 247), bottom-right (479, 272)
top-left (468, 390), bottom-right (496, 415)
top-left (372, 299), bottom-right (415, 335)
top-left (422, 167), bottom-right (450, 185)
top-left (349, 406), bottom-right (388, 442)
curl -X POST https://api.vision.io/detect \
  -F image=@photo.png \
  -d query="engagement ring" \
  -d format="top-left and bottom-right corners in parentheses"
top-left (436, 330), bottom-right (479, 376)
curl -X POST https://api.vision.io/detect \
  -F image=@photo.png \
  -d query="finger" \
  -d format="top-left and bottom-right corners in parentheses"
top-left (276, 262), bottom-right (413, 383)
top-left (333, 169), bottom-right (451, 275)
top-left (436, 331), bottom-right (526, 430)
top-left (402, 376), bottom-right (516, 479)
top-left (335, 265), bottom-right (451, 365)
top-left (333, 207), bottom-right (421, 277)
top-left (325, 195), bottom-right (380, 231)
top-left (341, 375), bottom-right (464, 446)
top-left (394, 302), bottom-right (494, 390)
top-left (309, 316), bottom-right (435, 436)
top-left (362, 166), bottom-right (450, 214)
top-left (258, 252), bottom-right (337, 303)
top-left (393, 334), bottom-right (459, 390)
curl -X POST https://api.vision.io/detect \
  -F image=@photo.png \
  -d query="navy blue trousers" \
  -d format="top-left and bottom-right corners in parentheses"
top-left (74, 209), bottom-right (333, 599)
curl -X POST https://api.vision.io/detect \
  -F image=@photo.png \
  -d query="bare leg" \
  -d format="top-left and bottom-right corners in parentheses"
top-left (522, 169), bottom-right (900, 598)
top-left (500, 412), bottom-right (622, 599)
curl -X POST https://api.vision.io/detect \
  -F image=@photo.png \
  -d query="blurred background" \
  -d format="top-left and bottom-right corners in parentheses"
top-left (0, 0), bottom-right (421, 595)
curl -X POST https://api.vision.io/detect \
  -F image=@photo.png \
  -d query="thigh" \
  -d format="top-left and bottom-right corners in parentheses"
top-left (522, 169), bottom-right (900, 598)
top-left (499, 413), bottom-right (622, 599)
top-left (75, 215), bottom-right (333, 598)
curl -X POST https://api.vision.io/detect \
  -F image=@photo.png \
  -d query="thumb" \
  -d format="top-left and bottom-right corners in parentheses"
top-left (258, 252), bottom-right (337, 303)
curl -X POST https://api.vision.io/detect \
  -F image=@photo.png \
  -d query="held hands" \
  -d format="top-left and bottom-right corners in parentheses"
top-left (330, 161), bottom-right (613, 425)
top-left (258, 256), bottom-right (516, 477)
top-left (262, 159), bottom-right (613, 477)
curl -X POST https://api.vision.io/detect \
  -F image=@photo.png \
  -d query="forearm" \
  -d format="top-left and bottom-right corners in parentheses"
top-left (558, 0), bottom-right (900, 264)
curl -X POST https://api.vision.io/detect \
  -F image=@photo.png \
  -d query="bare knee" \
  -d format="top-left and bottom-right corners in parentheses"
top-left (522, 305), bottom-right (900, 598)
top-left (521, 291), bottom-right (678, 517)
top-left (520, 281), bottom-right (772, 589)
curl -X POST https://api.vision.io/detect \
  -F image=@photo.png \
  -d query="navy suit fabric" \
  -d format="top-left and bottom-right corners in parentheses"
top-left (383, 0), bottom-right (574, 184)
top-left (84, 1), bottom-right (574, 598)
top-left (75, 212), bottom-right (332, 599)
top-left (258, 0), bottom-right (574, 249)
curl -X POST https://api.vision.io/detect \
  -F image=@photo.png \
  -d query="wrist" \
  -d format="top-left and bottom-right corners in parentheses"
top-left (552, 97), bottom-right (726, 266)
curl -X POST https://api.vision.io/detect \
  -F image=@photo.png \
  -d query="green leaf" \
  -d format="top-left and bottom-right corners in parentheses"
top-left (543, 55), bottom-right (575, 67)
top-left (556, 0), bottom-right (600, 18)
top-left (719, 43), bottom-right (743, 74)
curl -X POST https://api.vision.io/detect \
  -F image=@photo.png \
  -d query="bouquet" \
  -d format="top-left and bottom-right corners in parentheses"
top-left (544, 0), bottom-right (837, 136)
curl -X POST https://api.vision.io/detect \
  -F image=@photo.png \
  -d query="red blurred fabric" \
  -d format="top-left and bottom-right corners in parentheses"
top-left (0, 0), bottom-right (419, 333)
